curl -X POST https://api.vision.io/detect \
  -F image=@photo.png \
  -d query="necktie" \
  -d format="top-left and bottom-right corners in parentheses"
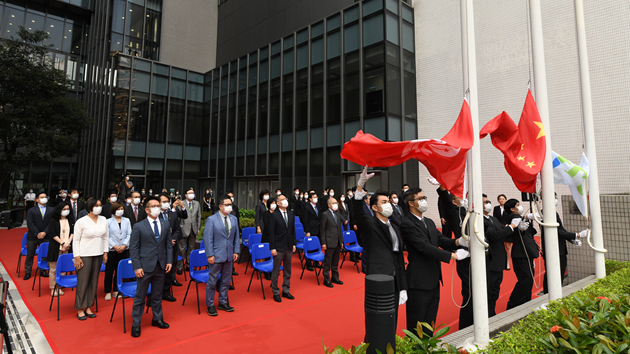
top-left (314, 205), bottom-right (318, 216)
top-left (134, 206), bottom-right (138, 221)
top-left (40, 207), bottom-right (44, 217)
top-left (73, 201), bottom-right (77, 218)
top-left (283, 212), bottom-right (288, 227)
top-left (386, 223), bottom-right (399, 252)
top-left (153, 220), bottom-right (160, 241)
top-left (332, 210), bottom-right (337, 223)
top-left (224, 216), bottom-right (229, 235)
top-left (189, 202), bottom-right (192, 211)
top-left (163, 212), bottom-right (167, 221)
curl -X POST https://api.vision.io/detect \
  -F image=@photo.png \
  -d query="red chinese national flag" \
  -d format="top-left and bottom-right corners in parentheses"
top-left (479, 90), bottom-right (546, 193)
top-left (340, 100), bottom-right (473, 197)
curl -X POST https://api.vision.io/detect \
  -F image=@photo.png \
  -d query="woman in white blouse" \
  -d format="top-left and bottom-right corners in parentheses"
top-left (73, 198), bottom-right (109, 321)
top-left (104, 202), bottom-right (131, 301)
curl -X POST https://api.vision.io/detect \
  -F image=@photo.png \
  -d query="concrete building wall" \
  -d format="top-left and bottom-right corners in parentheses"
top-left (160, 0), bottom-right (218, 73)
top-left (411, 0), bottom-right (630, 229)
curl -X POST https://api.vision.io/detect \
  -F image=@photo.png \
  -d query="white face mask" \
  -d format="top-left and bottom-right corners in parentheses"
top-left (348, 192), bottom-right (354, 198)
top-left (555, 199), bottom-right (558, 207)
top-left (312, 197), bottom-right (318, 204)
top-left (277, 192), bottom-right (281, 196)
top-left (133, 197), bottom-right (141, 205)
top-left (263, 195), bottom-right (269, 201)
top-left (72, 193), bottom-right (79, 199)
top-left (61, 210), bottom-right (70, 217)
top-left (126, 199), bottom-right (132, 205)
top-left (402, 188), bottom-right (409, 193)
top-left (187, 193), bottom-right (195, 200)
top-left (484, 203), bottom-right (493, 214)
top-left (149, 207), bottom-right (161, 218)
top-left (331, 203), bottom-right (339, 211)
top-left (340, 197), bottom-right (345, 202)
top-left (379, 203), bottom-right (393, 218)
top-left (110, 196), bottom-right (117, 203)
top-left (223, 205), bottom-right (233, 214)
top-left (270, 203), bottom-right (277, 211)
top-left (295, 191), bottom-right (299, 195)
top-left (39, 198), bottom-right (48, 205)
top-left (92, 206), bottom-right (102, 215)
top-left (161, 202), bottom-right (171, 210)
top-left (516, 205), bottom-right (524, 215)
top-left (231, 197), bottom-right (234, 202)
top-left (115, 210), bottom-right (125, 217)
top-left (280, 200), bottom-right (289, 208)
top-left (329, 192), bottom-right (334, 197)
top-left (416, 199), bottom-right (429, 213)
top-left (61, 193), bottom-right (67, 198)
top-left (392, 198), bottom-right (398, 204)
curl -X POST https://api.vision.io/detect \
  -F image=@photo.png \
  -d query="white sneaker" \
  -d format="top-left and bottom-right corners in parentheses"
top-left (105, 293), bottom-right (112, 301)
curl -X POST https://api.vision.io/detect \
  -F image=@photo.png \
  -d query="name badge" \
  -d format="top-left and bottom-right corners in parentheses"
top-left (199, 250), bottom-right (205, 254)
top-left (128, 260), bottom-right (132, 264)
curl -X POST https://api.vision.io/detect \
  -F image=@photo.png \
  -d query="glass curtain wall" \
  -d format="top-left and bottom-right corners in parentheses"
top-left (109, 0), bottom-right (162, 60)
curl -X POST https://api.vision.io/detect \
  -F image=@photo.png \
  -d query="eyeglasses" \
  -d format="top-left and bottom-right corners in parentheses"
top-left (222, 203), bottom-right (232, 207)
top-left (413, 196), bottom-right (428, 201)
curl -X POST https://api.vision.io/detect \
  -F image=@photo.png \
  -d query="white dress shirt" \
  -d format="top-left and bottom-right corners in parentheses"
top-left (73, 216), bottom-right (109, 257)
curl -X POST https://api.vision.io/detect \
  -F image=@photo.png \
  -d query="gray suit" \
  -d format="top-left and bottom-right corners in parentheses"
top-left (203, 212), bottom-right (240, 307)
top-left (320, 209), bottom-right (346, 283)
top-left (178, 199), bottom-right (201, 270)
top-left (129, 217), bottom-right (173, 327)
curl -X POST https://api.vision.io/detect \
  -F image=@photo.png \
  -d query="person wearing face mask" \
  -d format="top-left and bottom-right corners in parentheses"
top-left (24, 188), bottom-right (36, 213)
top-left (400, 187), bottom-right (467, 336)
top-left (400, 185), bottom-right (410, 216)
top-left (202, 195), bottom-right (240, 316)
top-left (178, 189), bottom-right (201, 274)
top-left (24, 192), bottom-right (54, 280)
top-left (226, 192), bottom-right (240, 226)
top-left (317, 187), bottom-right (331, 213)
top-left (104, 202), bottom-right (132, 301)
top-left (338, 194), bottom-right (350, 230)
top-left (203, 189), bottom-right (212, 212)
top-left (268, 194), bottom-right (296, 302)
top-left (493, 194), bottom-right (512, 270)
top-left (118, 173), bottom-right (132, 199)
top-left (54, 189), bottom-right (69, 206)
top-left (259, 197), bottom-right (277, 280)
top-left (72, 198), bottom-right (109, 321)
top-left (289, 187), bottom-right (301, 215)
top-left (389, 192), bottom-right (403, 227)
top-left (101, 192), bottom-right (117, 219)
top-left (301, 192), bottom-right (321, 272)
top-left (504, 198), bottom-right (539, 310)
top-left (255, 189), bottom-right (270, 235)
top-left (319, 197), bottom-right (347, 288)
top-left (158, 194), bottom-right (184, 302)
top-left (352, 167), bottom-right (407, 333)
top-left (46, 202), bottom-right (75, 296)
top-left (124, 191), bottom-right (147, 227)
top-left (128, 196), bottom-right (173, 337)
top-left (124, 194), bottom-right (133, 207)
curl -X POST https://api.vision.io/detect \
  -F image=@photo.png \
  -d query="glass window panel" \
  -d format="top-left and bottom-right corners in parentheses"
top-left (402, 5), bottom-right (413, 23)
top-left (310, 127), bottom-right (323, 148)
top-left (129, 92), bottom-right (149, 141)
top-left (311, 38), bottom-right (323, 65)
top-left (327, 14), bottom-right (340, 32)
top-left (249, 51), bottom-right (258, 64)
top-left (25, 12), bottom-right (44, 35)
top-left (134, 59), bottom-right (151, 72)
top-left (239, 68), bottom-right (247, 90)
top-left (282, 132), bottom-right (292, 152)
top-left (283, 49), bottom-right (293, 75)
top-left (363, 0), bottom-right (383, 17)
top-left (149, 95), bottom-right (167, 143)
top-left (168, 98), bottom-right (186, 143)
top-left (283, 34), bottom-right (293, 49)
top-left (327, 59), bottom-right (341, 124)
top-left (386, 13), bottom-right (399, 45)
top-left (344, 120), bottom-right (360, 143)
top-left (271, 41), bottom-right (281, 55)
top-left (311, 21), bottom-right (323, 38)
top-left (295, 130), bottom-right (307, 150)
top-left (70, 20), bottom-right (84, 55)
top-left (326, 146), bottom-right (341, 189)
top-left (260, 46), bottom-right (268, 60)
top-left (365, 45), bottom-right (384, 68)
top-left (404, 71), bottom-right (417, 119)
top-left (327, 124), bottom-right (341, 147)
top-left (282, 74), bottom-right (293, 131)
top-left (170, 78), bottom-right (186, 99)
top-left (363, 14), bottom-right (384, 47)
top-left (386, 0), bottom-right (399, 14)
top-left (133, 71), bottom-right (150, 93)
top-left (189, 72), bottom-right (204, 83)
top-left (128, 3), bottom-right (144, 40)
top-left (405, 119), bottom-right (417, 140)
top-left (388, 116), bottom-right (401, 141)
top-left (43, 18), bottom-right (64, 51)
top-left (188, 82), bottom-right (203, 102)
top-left (365, 117), bottom-right (386, 140)
top-left (151, 74), bottom-right (168, 96)
top-left (172, 68), bottom-right (187, 79)
top-left (365, 67), bottom-right (384, 115)
top-left (259, 59), bottom-right (268, 82)
top-left (311, 64), bottom-right (323, 125)
top-left (295, 70), bottom-right (308, 129)
top-left (186, 101), bottom-right (204, 148)
top-left (110, 32), bottom-right (124, 53)
top-left (327, 31), bottom-right (340, 59)
top-left (297, 44), bottom-right (308, 70)
top-left (344, 5), bottom-right (359, 24)
top-left (386, 42), bottom-right (399, 66)
top-left (403, 50), bottom-right (415, 73)
top-left (387, 65), bottom-right (401, 116)
top-left (111, 0), bottom-right (126, 33)
top-left (296, 28), bottom-right (308, 44)
top-left (403, 22), bottom-right (414, 52)
top-left (271, 55), bottom-right (281, 79)
top-left (249, 64), bottom-right (257, 87)
top-left (3, 7), bottom-right (25, 39)
top-left (344, 23), bottom-right (359, 53)
top-left (239, 56), bottom-right (247, 69)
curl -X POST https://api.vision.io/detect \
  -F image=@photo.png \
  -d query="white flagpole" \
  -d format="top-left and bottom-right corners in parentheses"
top-left (529, 0), bottom-right (563, 300)
top-left (461, 0), bottom-right (489, 345)
top-left (573, 0), bottom-right (606, 278)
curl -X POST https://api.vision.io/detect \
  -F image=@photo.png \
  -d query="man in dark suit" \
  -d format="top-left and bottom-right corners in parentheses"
top-left (400, 187), bottom-right (467, 335)
top-left (125, 191), bottom-right (147, 227)
top-left (389, 192), bottom-right (403, 227)
top-left (352, 167), bottom-right (407, 331)
top-left (255, 189), bottom-right (269, 234)
top-left (288, 187), bottom-right (301, 215)
top-left (24, 192), bottom-right (54, 280)
top-left (159, 194), bottom-right (183, 302)
top-left (53, 189), bottom-right (69, 206)
top-left (320, 197), bottom-right (347, 287)
top-left (301, 192), bottom-right (320, 271)
top-left (317, 187), bottom-right (331, 213)
top-left (268, 194), bottom-right (296, 302)
top-left (101, 191), bottom-right (118, 219)
top-left (129, 196), bottom-right (172, 338)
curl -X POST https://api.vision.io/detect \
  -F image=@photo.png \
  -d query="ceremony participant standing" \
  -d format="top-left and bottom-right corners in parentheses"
top-left (178, 189), bottom-right (200, 273)
top-left (289, 188), bottom-right (301, 215)
top-left (339, 194), bottom-right (350, 228)
top-left (255, 190), bottom-right (270, 234)
top-left (159, 194), bottom-right (183, 302)
top-left (46, 202), bottom-right (74, 296)
top-left (129, 196), bottom-right (172, 337)
top-left (203, 195), bottom-right (240, 316)
top-left (24, 188), bottom-right (36, 219)
top-left (54, 189), bottom-right (69, 206)
top-left (319, 197), bottom-right (346, 288)
top-left (101, 192), bottom-right (118, 219)
top-left (401, 187), bottom-right (466, 335)
top-left (73, 198), bottom-right (108, 320)
top-left (24, 192), bottom-right (54, 280)
top-left (301, 192), bottom-right (320, 271)
top-left (352, 167), bottom-right (407, 330)
top-left (125, 191), bottom-right (147, 227)
top-left (389, 192), bottom-right (403, 227)
top-left (493, 194), bottom-right (512, 270)
top-left (268, 194), bottom-right (296, 302)
top-left (203, 189), bottom-right (212, 212)
top-left (104, 202), bottom-right (131, 301)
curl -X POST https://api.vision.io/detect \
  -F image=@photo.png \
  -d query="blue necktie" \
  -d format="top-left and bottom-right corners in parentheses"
top-left (153, 220), bottom-right (160, 241)
top-left (314, 205), bottom-right (318, 216)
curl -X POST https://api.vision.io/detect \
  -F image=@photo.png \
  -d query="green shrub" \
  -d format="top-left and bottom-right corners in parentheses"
top-left (239, 217), bottom-right (255, 229)
top-left (240, 209), bottom-right (255, 219)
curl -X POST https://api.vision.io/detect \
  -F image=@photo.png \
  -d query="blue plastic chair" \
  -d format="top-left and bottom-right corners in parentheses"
top-left (199, 240), bottom-right (205, 250)
top-left (294, 216), bottom-right (301, 225)
top-left (16, 232), bottom-right (28, 277)
top-left (32, 242), bottom-right (50, 297)
top-left (239, 227), bottom-right (256, 264)
top-left (109, 258), bottom-right (152, 333)
top-left (340, 231), bottom-right (363, 273)
top-left (247, 243), bottom-right (274, 299)
top-left (300, 237), bottom-right (325, 285)
top-left (49, 253), bottom-right (78, 321)
top-left (100, 262), bottom-right (106, 272)
top-left (182, 249), bottom-right (210, 314)
top-left (295, 225), bottom-right (306, 264)
top-left (243, 233), bottom-right (262, 275)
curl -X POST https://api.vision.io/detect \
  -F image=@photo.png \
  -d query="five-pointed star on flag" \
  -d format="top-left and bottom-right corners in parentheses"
top-left (526, 161), bottom-right (536, 168)
top-left (518, 156), bottom-right (525, 161)
top-left (534, 121), bottom-right (545, 139)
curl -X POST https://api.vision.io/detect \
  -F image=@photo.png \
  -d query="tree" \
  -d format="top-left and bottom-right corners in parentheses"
top-left (0, 28), bottom-right (92, 175)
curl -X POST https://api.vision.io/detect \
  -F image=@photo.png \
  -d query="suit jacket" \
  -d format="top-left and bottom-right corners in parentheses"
top-left (161, 209), bottom-right (183, 241)
top-left (493, 205), bottom-right (509, 225)
top-left (353, 196), bottom-right (407, 292)
top-left (46, 216), bottom-right (76, 261)
top-left (254, 201), bottom-right (267, 231)
top-left (106, 216), bottom-right (132, 250)
top-left (390, 203), bottom-right (403, 228)
top-left (268, 209), bottom-right (296, 253)
top-left (301, 202), bottom-right (320, 236)
top-left (339, 201), bottom-right (350, 226)
top-left (540, 212), bottom-right (576, 258)
top-left (506, 213), bottom-right (538, 259)
top-left (400, 213), bottom-right (457, 291)
top-left (53, 197), bottom-right (69, 206)
top-left (26, 205), bottom-right (54, 240)
top-left (437, 188), bottom-right (467, 238)
top-left (288, 195), bottom-right (301, 215)
top-left (230, 203), bottom-right (240, 228)
top-left (67, 199), bottom-right (85, 220)
top-left (203, 212), bottom-right (240, 263)
top-left (319, 209), bottom-right (346, 248)
top-left (129, 217), bottom-right (173, 273)
top-left (180, 199), bottom-right (201, 237)
top-left (261, 210), bottom-right (272, 243)
top-left (125, 204), bottom-right (147, 227)
top-left (484, 215), bottom-right (514, 273)
top-left (102, 202), bottom-right (113, 219)
top-left (317, 195), bottom-right (329, 213)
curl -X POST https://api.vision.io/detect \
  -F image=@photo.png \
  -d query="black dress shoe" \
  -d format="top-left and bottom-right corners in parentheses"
top-left (264, 272), bottom-right (272, 280)
top-left (331, 279), bottom-right (343, 285)
top-left (163, 295), bottom-right (177, 302)
top-left (323, 281), bottom-right (334, 288)
top-left (273, 294), bottom-right (282, 302)
top-left (85, 312), bottom-right (97, 318)
top-left (229, 285), bottom-right (235, 290)
top-left (306, 265), bottom-right (314, 271)
top-left (176, 269), bottom-right (183, 275)
top-left (232, 269), bottom-right (239, 276)
top-left (131, 326), bottom-right (141, 337)
top-left (282, 292), bottom-right (295, 300)
top-left (172, 280), bottom-right (183, 287)
top-left (206, 306), bottom-right (218, 316)
top-left (151, 319), bottom-right (170, 329)
top-left (217, 303), bottom-right (234, 312)
top-left (40, 270), bottom-right (49, 277)
top-left (23, 274), bottom-right (31, 281)
top-left (77, 313), bottom-right (87, 321)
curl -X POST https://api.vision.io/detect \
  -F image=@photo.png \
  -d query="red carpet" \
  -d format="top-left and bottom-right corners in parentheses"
top-left (0, 227), bottom-right (544, 353)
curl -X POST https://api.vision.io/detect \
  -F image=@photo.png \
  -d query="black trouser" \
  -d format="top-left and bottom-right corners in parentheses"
top-left (506, 257), bottom-right (534, 310)
top-left (486, 270), bottom-right (504, 317)
top-left (162, 241), bottom-right (179, 297)
top-left (456, 258), bottom-right (473, 330)
top-left (132, 262), bottom-right (165, 327)
top-left (104, 249), bottom-right (130, 293)
top-left (542, 253), bottom-right (567, 294)
top-left (25, 238), bottom-right (45, 276)
top-left (406, 287), bottom-right (440, 337)
top-left (322, 244), bottom-right (341, 283)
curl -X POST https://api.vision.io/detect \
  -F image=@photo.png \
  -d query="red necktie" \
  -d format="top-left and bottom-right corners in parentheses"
top-left (134, 206), bottom-right (138, 221)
